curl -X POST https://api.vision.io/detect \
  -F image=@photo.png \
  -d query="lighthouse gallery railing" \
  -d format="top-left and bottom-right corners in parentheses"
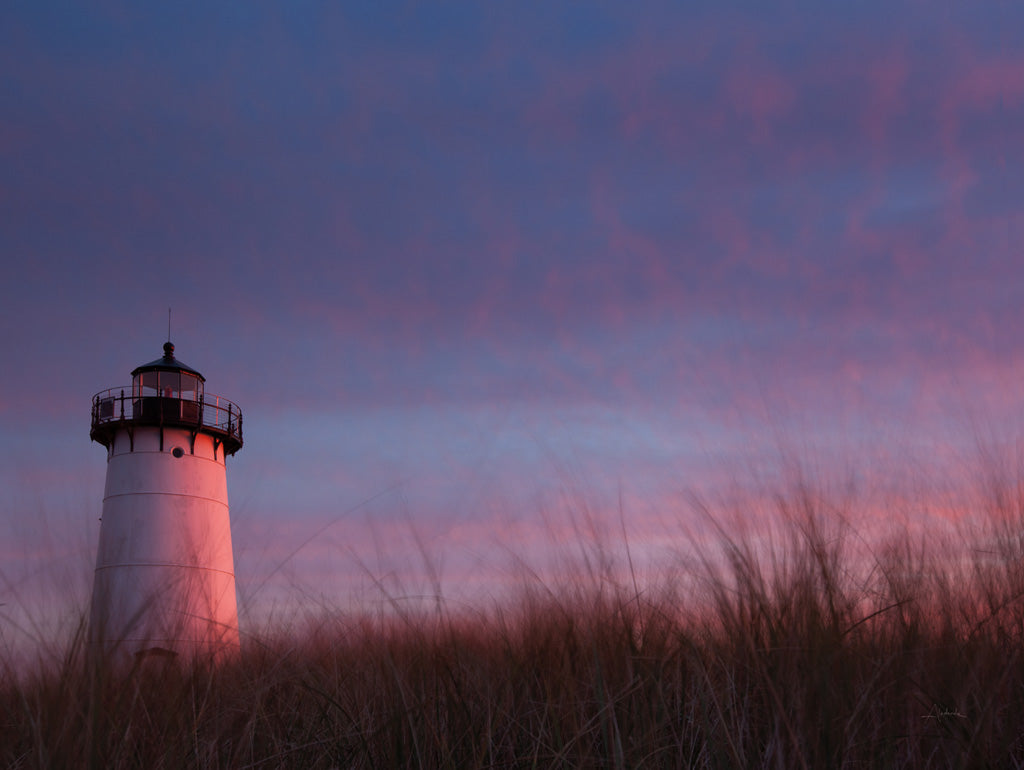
top-left (91, 387), bottom-right (243, 445)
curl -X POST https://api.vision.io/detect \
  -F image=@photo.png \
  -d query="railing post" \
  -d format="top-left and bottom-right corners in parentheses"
top-left (227, 404), bottom-right (233, 435)
top-left (119, 389), bottom-right (125, 420)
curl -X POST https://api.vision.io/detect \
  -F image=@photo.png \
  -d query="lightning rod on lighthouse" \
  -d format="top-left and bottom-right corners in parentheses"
top-left (89, 341), bottom-right (243, 660)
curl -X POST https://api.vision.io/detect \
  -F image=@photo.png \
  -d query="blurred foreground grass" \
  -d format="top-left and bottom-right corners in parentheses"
top-left (5, 477), bottom-right (1024, 768)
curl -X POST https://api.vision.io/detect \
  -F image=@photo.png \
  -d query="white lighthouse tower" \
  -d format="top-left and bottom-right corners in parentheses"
top-left (89, 341), bottom-right (243, 660)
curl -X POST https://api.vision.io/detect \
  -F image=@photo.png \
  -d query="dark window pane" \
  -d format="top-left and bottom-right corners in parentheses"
top-left (140, 371), bottom-right (159, 397)
top-left (159, 371), bottom-right (180, 398)
top-left (180, 374), bottom-right (197, 401)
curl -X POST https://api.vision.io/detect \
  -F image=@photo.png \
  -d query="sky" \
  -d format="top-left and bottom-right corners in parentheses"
top-left (3, 2), bottom-right (1024, 639)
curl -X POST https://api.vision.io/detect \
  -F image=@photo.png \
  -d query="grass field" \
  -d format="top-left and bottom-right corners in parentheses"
top-left (4, 478), bottom-right (1024, 768)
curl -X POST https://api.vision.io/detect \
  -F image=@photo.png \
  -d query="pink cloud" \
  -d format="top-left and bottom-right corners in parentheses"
top-left (724, 58), bottom-right (797, 144)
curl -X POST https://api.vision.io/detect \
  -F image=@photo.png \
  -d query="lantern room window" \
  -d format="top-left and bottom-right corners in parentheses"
top-left (180, 374), bottom-right (201, 401)
top-left (160, 372), bottom-right (179, 398)
top-left (133, 370), bottom-right (203, 401)
top-left (136, 371), bottom-right (158, 399)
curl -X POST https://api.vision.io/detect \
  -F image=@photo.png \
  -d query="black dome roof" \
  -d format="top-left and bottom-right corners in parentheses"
top-left (130, 342), bottom-right (206, 382)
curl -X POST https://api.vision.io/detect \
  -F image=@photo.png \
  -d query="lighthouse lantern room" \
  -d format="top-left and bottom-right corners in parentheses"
top-left (89, 342), bottom-right (243, 660)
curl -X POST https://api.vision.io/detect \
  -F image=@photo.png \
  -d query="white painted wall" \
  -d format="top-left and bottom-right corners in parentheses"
top-left (89, 426), bottom-right (239, 660)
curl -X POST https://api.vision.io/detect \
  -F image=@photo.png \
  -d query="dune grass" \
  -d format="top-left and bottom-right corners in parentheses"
top-left (5, 479), bottom-right (1024, 768)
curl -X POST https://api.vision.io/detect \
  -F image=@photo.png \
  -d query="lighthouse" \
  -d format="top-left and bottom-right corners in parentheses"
top-left (88, 342), bottom-right (243, 660)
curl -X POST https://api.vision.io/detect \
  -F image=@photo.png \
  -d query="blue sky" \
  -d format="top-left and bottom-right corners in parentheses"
top-left (3, 2), bottom-right (1024, 635)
